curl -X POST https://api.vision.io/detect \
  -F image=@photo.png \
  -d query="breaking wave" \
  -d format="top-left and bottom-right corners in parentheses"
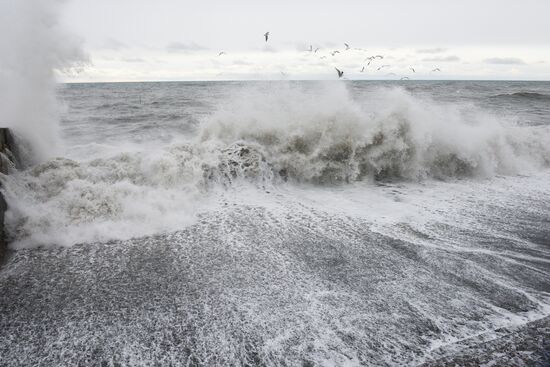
top-left (3, 83), bottom-right (550, 248)
top-left (201, 84), bottom-right (550, 183)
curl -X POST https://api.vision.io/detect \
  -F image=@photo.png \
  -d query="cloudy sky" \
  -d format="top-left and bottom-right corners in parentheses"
top-left (60, 0), bottom-right (550, 82)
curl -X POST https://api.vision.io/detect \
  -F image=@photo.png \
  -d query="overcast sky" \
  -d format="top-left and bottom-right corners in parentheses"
top-left (60, 0), bottom-right (550, 82)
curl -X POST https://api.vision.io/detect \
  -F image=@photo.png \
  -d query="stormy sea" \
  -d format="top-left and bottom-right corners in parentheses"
top-left (1, 80), bottom-right (549, 366)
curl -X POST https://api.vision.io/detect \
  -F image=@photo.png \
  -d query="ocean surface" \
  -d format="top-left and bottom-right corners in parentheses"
top-left (1, 81), bottom-right (549, 366)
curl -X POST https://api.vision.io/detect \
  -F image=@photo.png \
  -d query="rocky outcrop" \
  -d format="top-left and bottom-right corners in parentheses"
top-left (0, 128), bottom-right (19, 261)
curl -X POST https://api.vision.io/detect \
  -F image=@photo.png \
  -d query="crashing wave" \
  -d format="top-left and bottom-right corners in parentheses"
top-left (3, 83), bottom-right (550, 248)
top-left (200, 84), bottom-right (550, 183)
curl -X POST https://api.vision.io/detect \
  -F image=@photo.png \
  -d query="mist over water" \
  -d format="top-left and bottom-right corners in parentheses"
top-left (0, 0), bottom-right (85, 165)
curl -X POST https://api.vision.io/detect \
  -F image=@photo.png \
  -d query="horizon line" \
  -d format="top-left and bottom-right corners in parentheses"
top-left (60, 78), bottom-right (550, 85)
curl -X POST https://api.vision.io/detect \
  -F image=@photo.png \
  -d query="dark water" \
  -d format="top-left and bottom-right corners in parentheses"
top-left (0, 81), bottom-right (549, 366)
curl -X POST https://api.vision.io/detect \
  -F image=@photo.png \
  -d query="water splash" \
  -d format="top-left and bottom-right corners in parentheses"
top-left (0, 0), bottom-right (87, 165)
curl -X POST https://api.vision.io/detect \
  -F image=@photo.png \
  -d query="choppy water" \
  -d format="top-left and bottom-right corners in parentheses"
top-left (1, 81), bottom-right (549, 366)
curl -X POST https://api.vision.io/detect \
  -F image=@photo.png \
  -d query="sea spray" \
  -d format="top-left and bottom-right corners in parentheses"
top-left (3, 82), bottom-right (550, 248)
top-left (200, 83), bottom-right (550, 182)
top-left (0, 0), bottom-right (86, 165)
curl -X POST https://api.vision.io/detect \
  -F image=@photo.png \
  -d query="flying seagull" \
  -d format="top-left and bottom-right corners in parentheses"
top-left (314, 48), bottom-right (320, 53)
top-left (360, 66), bottom-right (365, 72)
top-left (377, 65), bottom-right (390, 71)
top-left (409, 67), bottom-right (416, 73)
top-left (331, 50), bottom-right (340, 56)
top-left (375, 55), bottom-right (384, 59)
top-left (344, 43), bottom-right (350, 50)
top-left (364, 56), bottom-right (375, 66)
top-left (432, 68), bottom-right (441, 72)
top-left (264, 32), bottom-right (270, 42)
top-left (335, 67), bottom-right (344, 78)
top-left (218, 51), bottom-right (226, 56)
top-left (400, 76), bottom-right (410, 80)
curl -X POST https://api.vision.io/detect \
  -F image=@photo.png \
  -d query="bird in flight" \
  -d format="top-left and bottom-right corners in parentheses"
top-left (409, 67), bottom-right (416, 73)
top-left (400, 76), bottom-right (410, 80)
top-left (335, 67), bottom-right (344, 78)
top-left (432, 68), bottom-right (441, 72)
top-left (344, 43), bottom-right (350, 50)
top-left (375, 55), bottom-right (384, 59)
top-left (314, 48), bottom-right (320, 53)
top-left (319, 56), bottom-right (327, 59)
top-left (264, 32), bottom-right (270, 42)
top-left (218, 51), bottom-right (226, 56)
top-left (364, 56), bottom-right (375, 66)
top-left (360, 66), bottom-right (365, 72)
top-left (331, 50), bottom-right (340, 56)
top-left (377, 65), bottom-right (390, 71)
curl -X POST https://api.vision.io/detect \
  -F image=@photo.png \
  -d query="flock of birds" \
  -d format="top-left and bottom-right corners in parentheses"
top-left (216, 31), bottom-right (443, 79)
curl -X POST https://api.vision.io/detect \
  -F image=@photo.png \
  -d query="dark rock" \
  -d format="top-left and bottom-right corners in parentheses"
top-left (0, 128), bottom-right (18, 262)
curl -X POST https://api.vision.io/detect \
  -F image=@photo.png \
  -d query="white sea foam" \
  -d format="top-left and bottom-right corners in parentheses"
top-left (1, 81), bottom-right (550, 365)
top-left (3, 146), bottom-right (218, 248)
top-left (200, 83), bottom-right (550, 183)
top-left (2, 83), bottom-right (550, 248)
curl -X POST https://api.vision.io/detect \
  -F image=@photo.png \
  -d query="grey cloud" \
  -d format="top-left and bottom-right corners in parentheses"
top-left (484, 57), bottom-right (525, 65)
top-left (232, 59), bottom-right (252, 66)
top-left (121, 57), bottom-right (145, 63)
top-left (293, 43), bottom-right (312, 52)
top-left (102, 38), bottom-right (127, 51)
top-left (262, 45), bottom-right (278, 53)
top-left (323, 41), bottom-right (338, 48)
top-left (166, 42), bottom-right (207, 53)
top-left (416, 48), bottom-right (447, 54)
top-left (96, 56), bottom-right (114, 61)
top-left (422, 55), bottom-right (461, 62)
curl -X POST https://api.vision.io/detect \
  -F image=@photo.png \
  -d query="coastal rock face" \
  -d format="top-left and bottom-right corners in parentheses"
top-left (0, 129), bottom-right (18, 175)
top-left (0, 128), bottom-right (19, 260)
